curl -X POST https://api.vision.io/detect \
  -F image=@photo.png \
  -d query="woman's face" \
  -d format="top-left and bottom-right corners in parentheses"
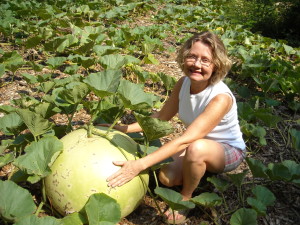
top-left (183, 41), bottom-right (215, 84)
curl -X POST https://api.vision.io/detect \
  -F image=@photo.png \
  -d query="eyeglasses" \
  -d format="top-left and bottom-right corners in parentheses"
top-left (185, 55), bottom-right (212, 67)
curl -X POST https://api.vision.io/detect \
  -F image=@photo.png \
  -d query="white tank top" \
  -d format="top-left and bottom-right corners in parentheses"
top-left (178, 77), bottom-right (246, 150)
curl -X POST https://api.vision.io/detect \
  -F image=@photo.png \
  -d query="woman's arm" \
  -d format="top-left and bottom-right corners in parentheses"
top-left (107, 93), bottom-right (233, 187)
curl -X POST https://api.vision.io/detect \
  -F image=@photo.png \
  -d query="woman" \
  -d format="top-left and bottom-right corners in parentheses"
top-left (106, 31), bottom-right (246, 224)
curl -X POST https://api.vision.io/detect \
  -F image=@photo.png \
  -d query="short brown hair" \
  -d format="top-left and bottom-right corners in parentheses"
top-left (176, 31), bottom-right (232, 85)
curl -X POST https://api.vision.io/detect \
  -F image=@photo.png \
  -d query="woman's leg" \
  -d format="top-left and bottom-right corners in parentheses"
top-left (180, 139), bottom-right (225, 200)
top-left (159, 149), bottom-right (185, 187)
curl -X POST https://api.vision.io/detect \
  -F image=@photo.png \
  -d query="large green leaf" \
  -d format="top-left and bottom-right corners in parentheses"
top-left (14, 214), bottom-right (61, 225)
top-left (14, 136), bottom-right (63, 183)
top-left (117, 79), bottom-right (159, 110)
top-left (154, 187), bottom-right (195, 211)
top-left (134, 113), bottom-right (174, 141)
top-left (85, 193), bottom-right (121, 225)
top-left (16, 109), bottom-right (53, 137)
top-left (83, 70), bottom-right (122, 98)
top-left (0, 180), bottom-right (36, 222)
top-left (0, 112), bottom-right (24, 135)
top-left (230, 208), bottom-right (257, 225)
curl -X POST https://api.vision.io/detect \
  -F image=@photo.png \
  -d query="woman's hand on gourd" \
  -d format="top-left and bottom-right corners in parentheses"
top-left (97, 124), bottom-right (128, 133)
top-left (106, 160), bottom-right (143, 187)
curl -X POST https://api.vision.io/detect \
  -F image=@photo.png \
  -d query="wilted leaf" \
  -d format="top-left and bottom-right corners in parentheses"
top-left (134, 113), bottom-right (174, 141)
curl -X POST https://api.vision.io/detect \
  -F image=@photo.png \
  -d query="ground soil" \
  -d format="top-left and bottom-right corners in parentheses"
top-left (1, 14), bottom-right (300, 225)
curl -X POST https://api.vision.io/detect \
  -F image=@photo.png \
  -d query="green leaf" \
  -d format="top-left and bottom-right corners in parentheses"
top-left (85, 193), bottom-right (121, 225)
top-left (0, 180), bottom-right (36, 222)
top-left (227, 170), bottom-right (248, 187)
top-left (21, 73), bottom-right (38, 84)
top-left (230, 208), bottom-right (257, 225)
top-left (0, 152), bottom-right (14, 167)
top-left (144, 53), bottom-right (159, 65)
top-left (207, 176), bottom-right (230, 193)
top-left (117, 79), bottom-right (159, 110)
top-left (157, 72), bottom-right (177, 91)
top-left (34, 102), bottom-right (57, 119)
top-left (0, 105), bottom-right (16, 114)
top-left (14, 136), bottom-right (63, 183)
top-left (99, 54), bottom-right (140, 70)
top-left (84, 70), bottom-right (122, 98)
top-left (134, 113), bottom-right (174, 141)
top-left (61, 212), bottom-right (87, 225)
top-left (16, 109), bottom-right (53, 137)
top-left (39, 81), bottom-right (56, 94)
top-left (246, 197), bottom-right (267, 216)
top-left (58, 82), bottom-right (90, 104)
top-left (191, 192), bottom-right (222, 207)
top-left (267, 163), bottom-right (291, 182)
top-left (282, 160), bottom-right (300, 180)
top-left (251, 185), bottom-right (275, 207)
top-left (25, 36), bottom-right (43, 49)
top-left (0, 64), bottom-right (5, 77)
top-left (246, 158), bottom-right (268, 179)
top-left (46, 57), bottom-right (67, 70)
top-left (93, 45), bottom-right (120, 56)
top-left (0, 112), bottom-right (25, 135)
top-left (154, 187), bottom-right (195, 211)
top-left (0, 51), bottom-right (24, 73)
top-left (14, 214), bottom-right (61, 225)
top-left (289, 129), bottom-right (300, 151)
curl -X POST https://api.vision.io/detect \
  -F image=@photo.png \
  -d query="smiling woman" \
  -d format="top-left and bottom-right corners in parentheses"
top-left (106, 31), bottom-right (246, 224)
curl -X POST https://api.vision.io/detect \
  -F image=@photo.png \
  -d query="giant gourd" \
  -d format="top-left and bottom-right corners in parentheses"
top-left (44, 126), bottom-right (149, 218)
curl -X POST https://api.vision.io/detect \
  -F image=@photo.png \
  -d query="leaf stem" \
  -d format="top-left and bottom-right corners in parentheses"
top-left (35, 201), bottom-right (44, 216)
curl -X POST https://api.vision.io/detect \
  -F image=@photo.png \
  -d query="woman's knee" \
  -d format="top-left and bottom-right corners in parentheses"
top-left (185, 140), bottom-right (207, 162)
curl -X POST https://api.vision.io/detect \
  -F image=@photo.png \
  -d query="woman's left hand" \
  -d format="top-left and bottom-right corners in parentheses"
top-left (106, 160), bottom-right (143, 187)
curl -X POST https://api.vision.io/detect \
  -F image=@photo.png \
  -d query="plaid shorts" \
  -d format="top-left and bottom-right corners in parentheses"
top-left (221, 143), bottom-right (246, 172)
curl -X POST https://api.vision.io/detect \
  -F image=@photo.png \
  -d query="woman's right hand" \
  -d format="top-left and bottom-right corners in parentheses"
top-left (97, 124), bottom-right (128, 133)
